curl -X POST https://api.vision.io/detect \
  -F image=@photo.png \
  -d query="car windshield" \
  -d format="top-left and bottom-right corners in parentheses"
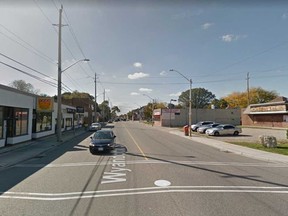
top-left (92, 123), bottom-right (100, 126)
top-left (93, 131), bottom-right (113, 139)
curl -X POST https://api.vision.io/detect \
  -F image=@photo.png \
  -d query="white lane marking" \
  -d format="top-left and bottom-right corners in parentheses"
top-left (1, 187), bottom-right (288, 201)
top-left (14, 161), bottom-right (288, 168)
top-left (154, 180), bottom-right (171, 187)
top-left (1, 186), bottom-right (288, 201)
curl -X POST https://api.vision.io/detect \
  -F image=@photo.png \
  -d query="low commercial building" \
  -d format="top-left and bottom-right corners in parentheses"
top-left (154, 108), bottom-right (241, 127)
top-left (242, 96), bottom-right (288, 128)
top-left (0, 84), bottom-right (77, 148)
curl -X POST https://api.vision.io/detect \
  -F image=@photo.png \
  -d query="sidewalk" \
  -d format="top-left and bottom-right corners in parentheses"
top-left (168, 128), bottom-right (288, 164)
top-left (0, 128), bottom-right (88, 168)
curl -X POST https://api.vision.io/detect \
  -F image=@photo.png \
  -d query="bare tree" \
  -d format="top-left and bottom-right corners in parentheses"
top-left (9, 80), bottom-right (40, 94)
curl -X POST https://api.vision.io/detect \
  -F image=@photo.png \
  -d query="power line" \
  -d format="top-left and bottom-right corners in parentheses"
top-left (35, 1), bottom-right (92, 93)
top-left (0, 27), bottom-right (55, 65)
top-left (0, 61), bottom-right (58, 88)
top-left (0, 52), bottom-right (73, 92)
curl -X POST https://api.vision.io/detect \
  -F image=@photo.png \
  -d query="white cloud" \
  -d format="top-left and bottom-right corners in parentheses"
top-left (133, 62), bottom-right (142, 68)
top-left (139, 88), bottom-right (152, 93)
top-left (130, 92), bottom-right (140, 96)
top-left (221, 34), bottom-right (247, 42)
top-left (201, 22), bottom-right (214, 30)
top-left (282, 13), bottom-right (288, 19)
top-left (169, 92), bottom-right (181, 97)
top-left (128, 72), bottom-right (149, 80)
top-left (160, 71), bottom-right (167, 76)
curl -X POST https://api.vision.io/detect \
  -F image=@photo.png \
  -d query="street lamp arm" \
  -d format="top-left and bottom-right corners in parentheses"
top-left (169, 69), bottom-right (189, 82)
top-left (62, 58), bottom-right (89, 73)
top-left (143, 94), bottom-right (154, 101)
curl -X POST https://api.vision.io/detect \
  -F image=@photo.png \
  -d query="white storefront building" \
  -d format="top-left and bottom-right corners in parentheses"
top-left (0, 84), bottom-right (77, 148)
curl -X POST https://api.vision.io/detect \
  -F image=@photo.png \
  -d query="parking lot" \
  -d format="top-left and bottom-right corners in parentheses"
top-left (196, 127), bottom-right (287, 143)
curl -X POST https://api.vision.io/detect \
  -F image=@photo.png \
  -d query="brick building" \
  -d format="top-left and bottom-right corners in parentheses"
top-left (62, 98), bottom-right (96, 125)
top-left (242, 96), bottom-right (288, 128)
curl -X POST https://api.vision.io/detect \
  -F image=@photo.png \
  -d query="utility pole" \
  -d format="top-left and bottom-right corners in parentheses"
top-left (246, 72), bottom-right (250, 106)
top-left (94, 73), bottom-right (97, 122)
top-left (56, 5), bottom-right (63, 142)
top-left (103, 89), bottom-right (105, 121)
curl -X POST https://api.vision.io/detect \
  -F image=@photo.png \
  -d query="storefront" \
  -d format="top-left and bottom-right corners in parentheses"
top-left (32, 97), bottom-right (55, 139)
top-left (242, 96), bottom-right (288, 128)
top-left (0, 84), bottom-right (78, 148)
top-left (0, 85), bottom-right (34, 147)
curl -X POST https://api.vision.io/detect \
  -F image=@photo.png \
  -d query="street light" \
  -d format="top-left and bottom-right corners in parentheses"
top-left (169, 99), bottom-right (177, 127)
top-left (57, 58), bottom-right (90, 142)
top-left (169, 69), bottom-right (192, 136)
top-left (143, 94), bottom-right (155, 123)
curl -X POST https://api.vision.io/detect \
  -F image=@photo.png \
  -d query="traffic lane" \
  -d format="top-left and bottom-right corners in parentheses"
top-left (117, 121), bottom-right (267, 164)
top-left (1, 122), bottom-right (288, 215)
top-left (1, 161), bottom-right (288, 216)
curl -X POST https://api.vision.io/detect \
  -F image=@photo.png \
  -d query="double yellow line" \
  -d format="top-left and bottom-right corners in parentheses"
top-left (124, 125), bottom-right (148, 160)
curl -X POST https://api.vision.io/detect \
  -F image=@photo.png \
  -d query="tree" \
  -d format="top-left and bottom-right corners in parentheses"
top-left (210, 98), bottom-right (229, 109)
top-left (111, 106), bottom-right (120, 119)
top-left (178, 88), bottom-right (216, 109)
top-left (223, 87), bottom-right (278, 108)
top-left (62, 91), bottom-right (94, 100)
top-left (249, 87), bottom-right (278, 104)
top-left (99, 100), bottom-right (111, 121)
top-left (9, 80), bottom-right (39, 94)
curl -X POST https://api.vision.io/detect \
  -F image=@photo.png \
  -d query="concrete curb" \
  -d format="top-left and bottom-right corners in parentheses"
top-left (169, 130), bottom-right (288, 164)
top-left (0, 128), bottom-right (88, 168)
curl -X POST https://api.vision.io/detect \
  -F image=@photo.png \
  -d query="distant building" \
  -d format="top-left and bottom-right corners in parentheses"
top-left (242, 96), bottom-right (288, 128)
top-left (62, 98), bottom-right (98, 125)
top-left (153, 108), bottom-right (241, 127)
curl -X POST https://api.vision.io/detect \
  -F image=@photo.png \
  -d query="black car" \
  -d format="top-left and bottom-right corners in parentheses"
top-left (89, 130), bottom-right (116, 154)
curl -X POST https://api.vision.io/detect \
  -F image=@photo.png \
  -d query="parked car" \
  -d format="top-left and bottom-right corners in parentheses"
top-left (89, 122), bottom-right (102, 131)
top-left (205, 124), bottom-right (242, 136)
top-left (191, 121), bottom-right (214, 132)
top-left (89, 129), bottom-right (116, 154)
top-left (197, 123), bottom-right (221, 134)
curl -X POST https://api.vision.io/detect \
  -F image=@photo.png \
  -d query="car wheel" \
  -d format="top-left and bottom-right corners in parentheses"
top-left (214, 131), bottom-right (220, 136)
top-left (233, 131), bottom-right (239, 136)
top-left (89, 149), bottom-right (96, 155)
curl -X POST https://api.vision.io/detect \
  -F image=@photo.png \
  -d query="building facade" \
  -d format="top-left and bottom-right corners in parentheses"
top-left (0, 84), bottom-right (77, 148)
top-left (153, 108), bottom-right (241, 127)
top-left (242, 96), bottom-right (288, 128)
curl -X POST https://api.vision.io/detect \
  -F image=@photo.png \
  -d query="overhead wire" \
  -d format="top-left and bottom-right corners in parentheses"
top-left (0, 52), bottom-right (73, 92)
top-left (56, 0), bottom-right (107, 94)
top-left (0, 27), bottom-right (55, 65)
top-left (0, 61), bottom-right (58, 88)
top-left (34, 0), bottom-right (89, 92)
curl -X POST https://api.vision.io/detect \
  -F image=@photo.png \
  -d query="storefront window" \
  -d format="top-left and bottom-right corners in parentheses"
top-left (15, 108), bottom-right (28, 136)
top-left (66, 118), bottom-right (72, 127)
top-left (36, 112), bottom-right (52, 132)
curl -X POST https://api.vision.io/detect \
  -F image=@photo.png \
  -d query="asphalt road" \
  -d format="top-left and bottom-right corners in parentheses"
top-left (0, 121), bottom-right (288, 216)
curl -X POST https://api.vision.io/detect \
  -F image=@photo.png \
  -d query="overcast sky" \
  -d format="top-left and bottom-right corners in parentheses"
top-left (1, 0), bottom-right (288, 114)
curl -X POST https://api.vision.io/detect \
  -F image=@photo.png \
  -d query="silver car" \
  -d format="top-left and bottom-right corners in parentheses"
top-left (89, 123), bottom-right (102, 131)
top-left (191, 121), bottom-right (214, 132)
top-left (205, 124), bottom-right (242, 136)
top-left (197, 123), bottom-right (221, 134)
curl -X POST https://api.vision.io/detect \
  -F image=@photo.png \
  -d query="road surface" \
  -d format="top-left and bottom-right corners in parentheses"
top-left (0, 121), bottom-right (288, 216)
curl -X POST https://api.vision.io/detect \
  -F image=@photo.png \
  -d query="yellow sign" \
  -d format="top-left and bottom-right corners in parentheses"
top-left (37, 97), bottom-right (54, 112)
